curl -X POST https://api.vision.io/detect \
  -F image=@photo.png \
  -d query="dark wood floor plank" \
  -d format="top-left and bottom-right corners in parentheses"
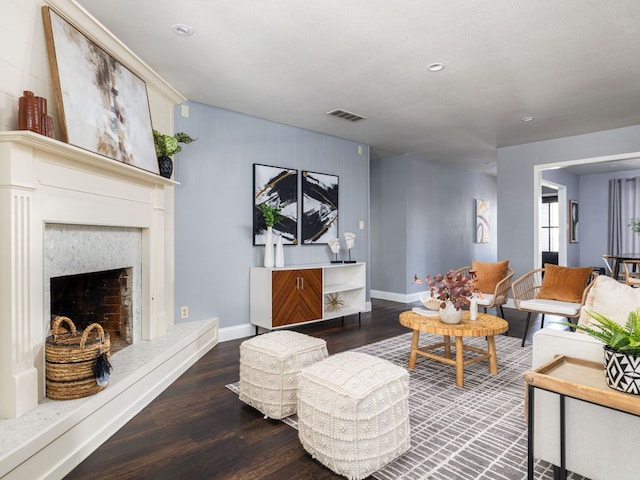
top-left (64, 299), bottom-right (559, 479)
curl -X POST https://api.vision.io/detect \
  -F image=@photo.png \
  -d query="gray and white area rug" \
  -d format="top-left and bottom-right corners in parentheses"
top-left (228, 333), bottom-right (586, 480)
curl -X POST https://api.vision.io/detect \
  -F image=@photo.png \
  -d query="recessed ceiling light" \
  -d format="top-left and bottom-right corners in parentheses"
top-left (427, 63), bottom-right (445, 72)
top-left (172, 24), bottom-right (194, 36)
top-left (521, 116), bottom-right (535, 122)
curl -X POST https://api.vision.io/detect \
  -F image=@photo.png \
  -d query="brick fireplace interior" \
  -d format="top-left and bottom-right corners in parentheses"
top-left (50, 268), bottom-right (133, 353)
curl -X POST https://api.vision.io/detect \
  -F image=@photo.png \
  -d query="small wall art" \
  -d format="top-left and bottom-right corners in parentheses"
top-left (253, 164), bottom-right (298, 245)
top-left (42, 7), bottom-right (158, 174)
top-left (475, 199), bottom-right (490, 243)
top-left (302, 171), bottom-right (339, 244)
top-left (569, 200), bottom-right (579, 243)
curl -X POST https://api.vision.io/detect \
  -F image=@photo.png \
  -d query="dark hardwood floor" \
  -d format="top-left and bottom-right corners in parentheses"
top-left (64, 299), bottom-right (558, 480)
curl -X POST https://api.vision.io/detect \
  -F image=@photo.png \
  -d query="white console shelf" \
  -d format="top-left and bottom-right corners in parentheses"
top-left (250, 262), bottom-right (366, 330)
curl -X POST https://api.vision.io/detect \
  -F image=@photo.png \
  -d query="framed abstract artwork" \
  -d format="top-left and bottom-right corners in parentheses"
top-left (253, 164), bottom-right (298, 245)
top-left (569, 200), bottom-right (579, 243)
top-left (475, 199), bottom-right (490, 243)
top-left (301, 171), bottom-right (339, 244)
top-left (42, 7), bottom-right (158, 174)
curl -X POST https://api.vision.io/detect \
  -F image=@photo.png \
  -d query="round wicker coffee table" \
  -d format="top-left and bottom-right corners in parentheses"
top-left (399, 310), bottom-right (509, 387)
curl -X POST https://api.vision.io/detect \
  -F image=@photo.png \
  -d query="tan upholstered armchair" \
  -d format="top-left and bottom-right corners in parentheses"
top-left (454, 265), bottom-right (514, 319)
top-left (511, 265), bottom-right (597, 347)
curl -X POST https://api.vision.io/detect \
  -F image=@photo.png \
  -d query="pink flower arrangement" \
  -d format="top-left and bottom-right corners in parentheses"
top-left (414, 269), bottom-right (474, 310)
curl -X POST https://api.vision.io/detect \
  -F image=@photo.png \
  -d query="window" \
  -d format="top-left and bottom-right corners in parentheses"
top-left (540, 195), bottom-right (559, 252)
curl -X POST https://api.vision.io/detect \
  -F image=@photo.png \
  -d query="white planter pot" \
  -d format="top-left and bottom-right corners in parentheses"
top-left (439, 301), bottom-right (462, 325)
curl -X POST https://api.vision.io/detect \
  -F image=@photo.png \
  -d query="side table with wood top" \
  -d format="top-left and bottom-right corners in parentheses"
top-left (398, 310), bottom-right (508, 387)
top-left (524, 355), bottom-right (640, 480)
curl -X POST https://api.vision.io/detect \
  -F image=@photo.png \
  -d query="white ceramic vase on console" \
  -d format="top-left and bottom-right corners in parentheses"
top-left (275, 234), bottom-right (284, 267)
top-left (264, 227), bottom-right (274, 268)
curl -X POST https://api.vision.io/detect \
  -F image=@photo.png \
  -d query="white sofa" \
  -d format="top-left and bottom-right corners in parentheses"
top-left (531, 275), bottom-right (640, 480)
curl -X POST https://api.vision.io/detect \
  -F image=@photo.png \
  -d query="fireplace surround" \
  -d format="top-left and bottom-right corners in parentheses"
top-left (46, 224), bottom-right (143, 353)
top-left (0, 131), bottom-right (219, 480)
top-left (0, 131), bottom-right (177, 418)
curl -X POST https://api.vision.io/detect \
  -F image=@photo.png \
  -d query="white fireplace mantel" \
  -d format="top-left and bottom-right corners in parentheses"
top-left (0, 131), bottom-right (176, 418)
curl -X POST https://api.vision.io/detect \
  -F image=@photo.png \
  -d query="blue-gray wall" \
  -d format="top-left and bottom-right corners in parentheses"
top-left (497, 124), bottom-right (640, 280)
top-left (371, 154), bottom-right (498, 297)
top-left (174, 102), bottom-right (370, 330)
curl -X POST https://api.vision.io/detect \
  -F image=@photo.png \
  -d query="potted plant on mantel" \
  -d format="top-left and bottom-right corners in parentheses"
top-left (567, 309), bottom-right (640, 395)
top-left (152, 129), bottom-right (196, 178)
top-left (414, 270), bottom-right (474, 324)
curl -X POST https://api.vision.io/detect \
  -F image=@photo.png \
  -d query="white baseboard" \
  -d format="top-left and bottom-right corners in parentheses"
top-left (371, 290), bottom-right (515, 311)
top-left (370, 289), bottom-right (424, 304)
top-left (219, 323), bottom-right (255, 342)
top-left (1, 318), bottom-right (218, 480)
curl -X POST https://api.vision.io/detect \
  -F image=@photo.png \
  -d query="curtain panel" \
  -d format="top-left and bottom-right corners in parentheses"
top-left (608, 177), bottom-right (640, 254)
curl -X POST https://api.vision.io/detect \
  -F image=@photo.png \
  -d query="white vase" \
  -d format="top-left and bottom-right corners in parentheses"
top-left (439, 301), bottom-right (463, 324)
top-left (264, 226), bottom-right (274, 268)
top-left (275, 234), bottom-right (284, 267)
top-left (470, 294), bottom-right (478, 320)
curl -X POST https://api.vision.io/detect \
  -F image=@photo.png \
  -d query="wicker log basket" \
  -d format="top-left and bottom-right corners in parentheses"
top-left (45, 316), bottom-right (111, 400)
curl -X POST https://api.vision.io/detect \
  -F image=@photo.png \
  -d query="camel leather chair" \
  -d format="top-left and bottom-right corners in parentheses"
top-left (511, 266), bottom-right (596, 346)
top-left (454, 265), bottom-right (514, 319)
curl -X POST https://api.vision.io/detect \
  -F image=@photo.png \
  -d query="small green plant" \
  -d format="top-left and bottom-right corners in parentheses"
top-left (567, 309), bottom-right (640, 355)
top-left (153, 129), bottom-right (196, 157)
top-left (260, 203), bottom-right (285, 228)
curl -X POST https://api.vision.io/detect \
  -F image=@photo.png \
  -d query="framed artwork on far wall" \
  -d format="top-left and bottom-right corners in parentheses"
top-left (42, 7), bottom-right (158, 174)
top-left (301, 171), bottom-right (339, 244)
top-left (253, 164), bottom-right (298, 245)
top-left (475, 199), bottom-right (490, 243)
top-left (569, 200), bottom-right (579, 243)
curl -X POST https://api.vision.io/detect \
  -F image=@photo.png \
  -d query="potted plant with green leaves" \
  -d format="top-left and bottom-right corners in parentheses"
top-left (153, 129), bottom-right (196, 178)
top-left (568, 309), bottom-right (640, 394)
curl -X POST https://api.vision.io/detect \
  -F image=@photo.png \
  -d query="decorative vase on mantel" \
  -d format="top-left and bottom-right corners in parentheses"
top-left (157, 156), bottom-right (173, 179)
top-left (264, 226), bottom-right (274, 268)
top-left (439, 301), bottom-right (463, 325)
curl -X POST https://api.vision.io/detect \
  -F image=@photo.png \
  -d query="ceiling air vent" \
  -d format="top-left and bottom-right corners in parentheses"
top-left (326, 109), bottom-right (367, 122)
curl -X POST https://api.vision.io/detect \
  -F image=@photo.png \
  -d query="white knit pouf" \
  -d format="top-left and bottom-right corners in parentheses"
top-left (239, 330), bottom-right (328, 419)
top-left (297, 351), bottom-right (410, 480)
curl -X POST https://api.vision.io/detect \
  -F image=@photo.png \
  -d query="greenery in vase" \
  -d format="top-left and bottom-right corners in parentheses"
top-left (414, 269), bottom-right (474, 310)
top-left (153, 129), bottom-right (196, 157)
top-left (566, 309), bottom-right (640, 355)
top-left (260, 203), bottom-right (285, 228)
top-left (630, 218), bottom-right (640, 234)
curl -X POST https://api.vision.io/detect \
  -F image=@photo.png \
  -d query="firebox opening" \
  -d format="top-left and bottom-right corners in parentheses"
top-left (50, 268), bottom-right (133, 353)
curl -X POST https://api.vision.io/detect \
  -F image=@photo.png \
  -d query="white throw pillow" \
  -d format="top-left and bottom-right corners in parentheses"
top-left (578, 275), bottom-right (640, 327)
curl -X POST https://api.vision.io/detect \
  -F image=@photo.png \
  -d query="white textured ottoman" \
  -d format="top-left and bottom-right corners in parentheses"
top-left (297, 351), bottom-right (410, 480)
top-left (239, 330), bottom-right (328, 419)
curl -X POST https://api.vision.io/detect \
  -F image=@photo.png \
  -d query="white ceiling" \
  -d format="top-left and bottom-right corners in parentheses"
top-left (74, 0), bottom-right (640, 175)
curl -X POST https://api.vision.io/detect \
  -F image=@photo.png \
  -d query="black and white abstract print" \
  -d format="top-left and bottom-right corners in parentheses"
top-left (253, 164), bottom-right (298, 245)
top-left (301, 171), bottom-right (338, 244)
